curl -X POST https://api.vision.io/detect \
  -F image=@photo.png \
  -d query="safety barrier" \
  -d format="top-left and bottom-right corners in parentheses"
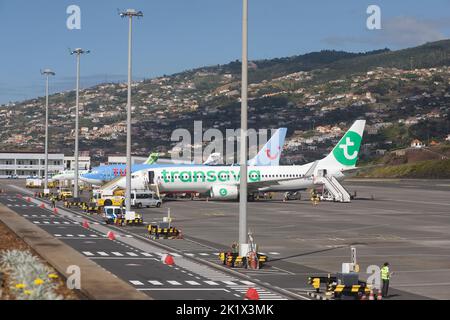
top-left (219, 252), bottom-right (267, 268)
top-left (147, 225), bottom-right (181, 239)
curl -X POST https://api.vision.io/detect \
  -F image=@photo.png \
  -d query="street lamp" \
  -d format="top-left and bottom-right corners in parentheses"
top-left (239, 0), bottom-right (249, 256)
top-left (119, 8), bottom-right (143, 213)
top-left (41, 69), bottom-right (55, 192)
top-left (70, 48), bottom-right (90, 199)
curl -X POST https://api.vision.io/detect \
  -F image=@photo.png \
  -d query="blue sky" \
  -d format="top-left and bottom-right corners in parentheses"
top-left (0, 0), bottom-right (449, 104)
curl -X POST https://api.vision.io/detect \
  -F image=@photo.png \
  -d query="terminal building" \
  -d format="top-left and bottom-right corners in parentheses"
top-left (0, 153), bottom-right (91, 178)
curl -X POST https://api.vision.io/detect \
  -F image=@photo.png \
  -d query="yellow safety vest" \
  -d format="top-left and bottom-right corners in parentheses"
top-left (381, 266), bottom-right (390, 280)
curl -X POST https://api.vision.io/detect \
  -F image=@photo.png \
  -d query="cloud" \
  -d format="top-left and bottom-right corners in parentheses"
top-left (323, 16), bottom-right (449, 48)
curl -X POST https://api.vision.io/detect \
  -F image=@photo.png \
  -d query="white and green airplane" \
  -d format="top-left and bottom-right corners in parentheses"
top-left (117, 120), bottom-right (366, 200)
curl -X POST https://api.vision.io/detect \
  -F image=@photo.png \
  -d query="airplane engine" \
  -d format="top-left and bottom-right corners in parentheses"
top-left (210, 185), bottom-right (238, 200)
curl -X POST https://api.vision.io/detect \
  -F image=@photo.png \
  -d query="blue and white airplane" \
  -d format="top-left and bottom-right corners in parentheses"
top-left (80, 128), bottom-right (287, 186)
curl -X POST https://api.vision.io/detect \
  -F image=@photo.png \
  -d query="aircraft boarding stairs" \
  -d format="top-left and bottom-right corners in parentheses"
top-left (98, 176), bottom-right (124, 195)
top-left (314, 170), bottom-right (351, 203)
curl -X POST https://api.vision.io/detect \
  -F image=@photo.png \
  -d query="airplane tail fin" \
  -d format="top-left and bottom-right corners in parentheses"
top-left (144, 152), bottom-right (159, 165)
top-left (248, 128), bottom-right (287, 166)
top-left (320, 120), bottom-right (366, 170)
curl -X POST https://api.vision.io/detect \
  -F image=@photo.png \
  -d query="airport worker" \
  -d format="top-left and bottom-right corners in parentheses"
top-left (51, 196), bottom-right (56, 208)
top-left (381, 262), bottom-right (391, 297)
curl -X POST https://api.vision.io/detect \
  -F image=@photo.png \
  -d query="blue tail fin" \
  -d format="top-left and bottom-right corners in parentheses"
top-left (248, 128), bottom-right (287, 166)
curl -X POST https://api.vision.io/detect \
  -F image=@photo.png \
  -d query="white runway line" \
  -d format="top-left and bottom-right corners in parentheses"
top-left (112, 252), bottom-right (124, 256)
top-left (141, 252), bottom-right (153, 257)
top-left (186, 281), bottom-right (201, 286)
top-left (97, 251), bottom-right (109, 256)
top-left (167, 281), bottom-right (182, 285)
top-left (82, 251), bottom-right (94, 256)
top-left (148, 281), bottom-right (163, 286)
top-left (126, 252), bottom-right (138, 256)
top-left (130, 280), bottom-right (144, 286)
top-left (204, 281), bottom-right (219, 286)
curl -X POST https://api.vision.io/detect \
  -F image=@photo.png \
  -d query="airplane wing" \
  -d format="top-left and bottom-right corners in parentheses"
top-left (245, 176), bottom-right (303, 192)
top-left (304, 160), bottom-right (319, 177)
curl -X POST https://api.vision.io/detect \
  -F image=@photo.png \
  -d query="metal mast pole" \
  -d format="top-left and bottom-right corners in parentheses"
top-left (44, 74), bottom-right (49, 190)
top-left (41, 69), bottom-right (55, 191)
top-left (126, 14), bottom-right (133, 213)
top-left (239, 0), bottom-right (249, 256)
top-left (74, 52), bottom-right (80, 198)
top-left (70, 48), bottom-right (89, 198)
top-left (120, 9), bottom-right (143, 212)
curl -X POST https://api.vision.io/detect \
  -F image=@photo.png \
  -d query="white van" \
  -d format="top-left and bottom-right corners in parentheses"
top-left (128, 190), bottom-right (162, 208)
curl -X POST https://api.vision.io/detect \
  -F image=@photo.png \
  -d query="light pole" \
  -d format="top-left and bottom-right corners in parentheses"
top-left (119, 9), bottom-right (143, 213)
top-left (70, 48), bottom-right (89, 199)
top-left (239, 0), bottom-right (249, 256)
top-left (41, 69), bottom-right (55, 192)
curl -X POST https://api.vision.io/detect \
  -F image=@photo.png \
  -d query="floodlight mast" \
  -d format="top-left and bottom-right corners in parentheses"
top-left (119, 9), bottom-right (143, 213)
top-left (41, 69), bottom-right (55, 191)
top-left (239, 0), bottom-right (249, 257)
top-left (69, 48), bottom-right (89, 199)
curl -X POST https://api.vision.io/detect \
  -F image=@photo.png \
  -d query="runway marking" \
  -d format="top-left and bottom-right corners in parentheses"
top-left (97, 251), bottom-right (109, 256)
top-left (126, 252), bottom-right (138, 257)
top-left (148, 281), bottom-right (163, 286)
top-left (82, 251), bottom-right (94, 256)
top-left (394, 282), bottom-right (450, 287)
top-left (223, 281), bottom-right (237, 285)
top-left (167, 281), bottom-right (182, 286)
top-left (130, 280), bottom-right (144, 286)
top-left (112, 252), bottom-right (124, 256)
top-left (137, 288), bottom-right (231, 292)
top-left (141, 252), bottom-right (153, 257)
top-left (204, 281), bottom-right (219, 286)
top-left (384, 198), bottom-right (450, 207)
top-left (186, 281), bottom-right (201, 286)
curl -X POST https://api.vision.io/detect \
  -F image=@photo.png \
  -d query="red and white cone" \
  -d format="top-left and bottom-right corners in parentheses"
top-left (82, 220), bottom-right (89, 229)
top-left (26, 197), bottom-right (31, 202)
top-left (53, 207), bottom-right (58, 214)
top-left (161, 253), bottom-right (175, 265)
top-left (244, 288), bottom-right (259, 300)
top-left (377, 290), bottom-right (382, 300)
top-left (39, 203), bottom-right (45, 209)
top-left (369, 290), bottom-right (375, 300)
top-left (17, 194), bottom-right (22, 198)
top-left (107, 231), bottom-right (116, 240)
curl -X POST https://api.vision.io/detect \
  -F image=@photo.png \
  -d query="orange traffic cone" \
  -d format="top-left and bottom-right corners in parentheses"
top-left (369, 290), bottom-right (375, 300)
top-left (377, 290), bottom-right (382, 300)
top-left (39, 203), bottom-right (45, 209)
top-left (244, 288), bottom-right (259, 300)
top-left (82, 220), bottom-right (89, 229)
top-left (107, 231), bottom-right (116, 240)
top-left (161, 254), bottom-right (175, 265)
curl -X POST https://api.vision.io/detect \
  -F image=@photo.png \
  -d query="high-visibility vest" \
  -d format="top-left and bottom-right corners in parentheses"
top-left (381, 266), bottom-right (390, 280)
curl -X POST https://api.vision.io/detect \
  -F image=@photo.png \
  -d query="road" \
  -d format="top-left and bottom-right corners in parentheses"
top-left (0, 182), bottom-right (290, 300)
top-left (2, 178), bottom-right (450, 299)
